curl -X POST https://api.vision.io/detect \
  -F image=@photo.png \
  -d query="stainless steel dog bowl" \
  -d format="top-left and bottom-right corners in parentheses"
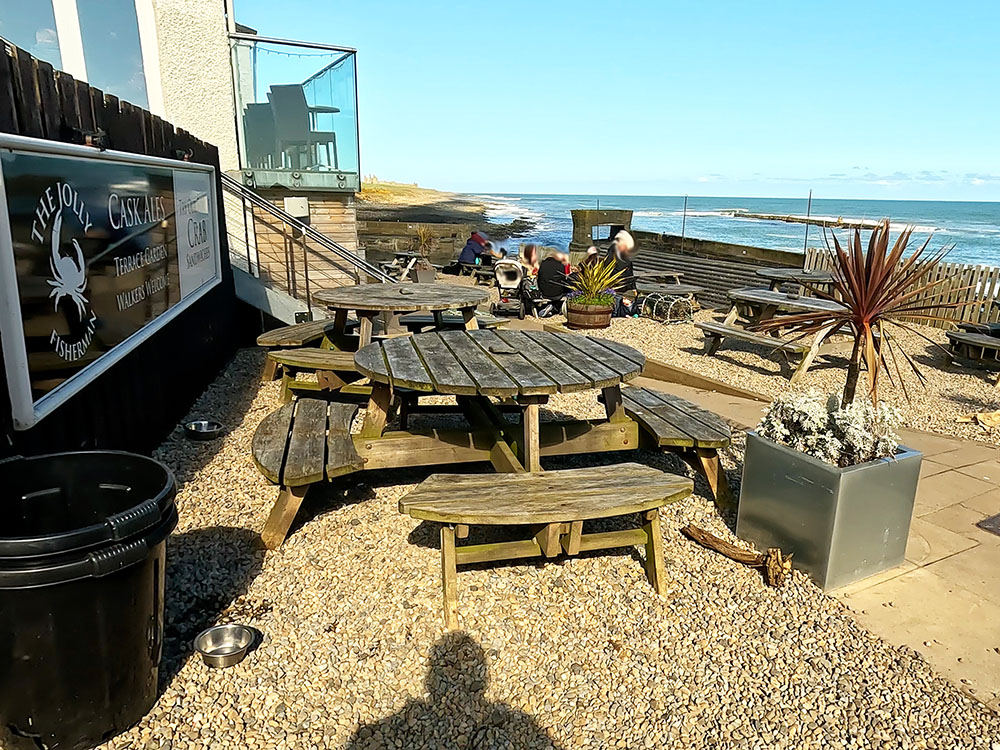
top-left (184, 419), bottom-right (223, 440)
top-left (194, 624), bottom-right (255, 668)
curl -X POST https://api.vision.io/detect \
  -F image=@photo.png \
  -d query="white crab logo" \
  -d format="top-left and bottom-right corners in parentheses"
top-left (47, 211), bottom-right (89, 320)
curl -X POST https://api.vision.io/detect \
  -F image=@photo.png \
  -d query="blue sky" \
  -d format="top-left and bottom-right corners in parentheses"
top-left (235, 0), bottom-right (1000, 200)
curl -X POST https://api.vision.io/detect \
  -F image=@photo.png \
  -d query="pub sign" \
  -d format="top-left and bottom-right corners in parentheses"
top-left (0, 135), bottom-right (222, 429)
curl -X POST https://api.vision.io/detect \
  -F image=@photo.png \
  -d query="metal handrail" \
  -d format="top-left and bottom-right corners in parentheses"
top-left (220, 172), bottom-right (395, 285)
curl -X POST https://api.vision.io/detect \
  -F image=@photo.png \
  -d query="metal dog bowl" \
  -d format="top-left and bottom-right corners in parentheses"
top-left (194, 624), bottom-right (255, 668)
top-left (184, 419), bottom-right (223, 440)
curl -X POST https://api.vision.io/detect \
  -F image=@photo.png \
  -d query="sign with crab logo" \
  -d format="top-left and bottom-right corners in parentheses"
top-left (0, 135), bottom-right (222, 429)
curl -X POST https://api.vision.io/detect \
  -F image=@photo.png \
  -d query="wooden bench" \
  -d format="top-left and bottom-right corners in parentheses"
top-left (947, 331), bottom-right (1000, 386)
top-left (398, 463), bottom-right (693, 628)
top-left (398, 311), bottom-right (507, 334)
top-left (695, 321), bottom-right (816, 382)
top-left (458, 263), bottom-right (495, 285)
top-left (619, 387), bottom-right (734, 509)
top-left (253, 398), bottom-right (363, 548)
top-left (266, 348), bottom-right (363, 402)
top-left (956, 322), bottom-right (1000, 337)
top-left (636, 282), bottom-right (705, 298)
top-left (257, 319), bottom-right (360, 380)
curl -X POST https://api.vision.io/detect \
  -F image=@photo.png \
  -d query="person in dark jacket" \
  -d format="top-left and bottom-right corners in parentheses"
top-left (537, 251), bottom-right (570, 311)
top-left (605, 230), bottom-right (637, 316)
top-left (457, 231), bottom-right (489, 265)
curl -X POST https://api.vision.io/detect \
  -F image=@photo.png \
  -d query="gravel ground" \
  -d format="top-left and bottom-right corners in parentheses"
top-left (82, 348), bottom-right (1000, 750)
top-left (576, 311), bottom-right (1000, 444)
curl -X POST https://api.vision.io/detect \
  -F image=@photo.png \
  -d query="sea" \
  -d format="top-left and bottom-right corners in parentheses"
top-left (475, 194), bottom-right (1000, 267)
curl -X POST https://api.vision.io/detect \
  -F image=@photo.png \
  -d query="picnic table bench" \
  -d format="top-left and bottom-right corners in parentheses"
top-left (619, 386), bottom-right (734, 507)
top-left (458, 263), bottom-right (495, 285)
top-left (947, 330), bottom-right (1000, 386)
top-left (398, 463), bottom-right (693, 628)
top-left (399, 311), bottom-right (507, 334)
top-left (253, 398), bottom-right (362, 549)
top-left (266, 348), bottom-right (362, 402)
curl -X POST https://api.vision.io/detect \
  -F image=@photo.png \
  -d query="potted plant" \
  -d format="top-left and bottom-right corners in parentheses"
top-left (737, 220), bottom-right (965, 589)
top-left (565, 256), bottom-right (625, 330)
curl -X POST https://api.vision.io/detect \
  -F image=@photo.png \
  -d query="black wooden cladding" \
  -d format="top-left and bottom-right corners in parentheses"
top-left (0, 39), bottom-right (249, 458)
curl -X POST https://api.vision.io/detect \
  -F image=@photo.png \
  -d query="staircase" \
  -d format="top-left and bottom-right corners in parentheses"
top-left (221, 173), bottom-right (395, 323)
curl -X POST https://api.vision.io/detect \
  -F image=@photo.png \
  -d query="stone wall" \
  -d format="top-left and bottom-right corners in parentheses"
top-left (632, 231), bottom-right (802, 268)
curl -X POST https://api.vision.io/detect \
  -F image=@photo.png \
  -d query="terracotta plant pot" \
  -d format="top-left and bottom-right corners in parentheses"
top-left (565, 300), bottom-right (613, 330)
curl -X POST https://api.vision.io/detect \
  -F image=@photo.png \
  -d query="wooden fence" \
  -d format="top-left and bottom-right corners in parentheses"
top-left (0, 38), bottom-right (246, 457)
top-left (804, 247), bottom-right (1000, 329)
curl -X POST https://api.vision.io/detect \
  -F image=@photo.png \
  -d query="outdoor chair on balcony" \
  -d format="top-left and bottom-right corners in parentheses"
top-left (268, 84), bottom-right (340, 170)
top-left (243, 103), bottom-right (277, 168)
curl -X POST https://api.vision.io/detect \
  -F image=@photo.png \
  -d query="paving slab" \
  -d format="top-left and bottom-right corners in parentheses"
top-left (926, 542), bottom-right (1000, 610)
top-left (958, 458), bottom-right (1000, 485)
top-left (898, 430), bottom-right (972, 458)
top-left (922, 444), bottom-right (1000, 468)
top-left (963, 488), bottom-right (1000, 517)
top-left (905, 517), bottom-right (979, 566)
top-left (922, 503), bottom-right (993, 542)
top-left (839, 567), bottom-right (1000, 711)
top-left (914, 470), bottom-right (995, 517)
top-left (919, 459), bottom-right (951, 480)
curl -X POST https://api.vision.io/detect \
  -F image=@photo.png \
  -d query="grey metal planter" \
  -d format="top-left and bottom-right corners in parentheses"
top-left (737, 431), bottom-right (921, 590)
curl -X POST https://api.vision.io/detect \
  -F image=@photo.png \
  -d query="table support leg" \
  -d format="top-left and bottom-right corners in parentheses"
top-left (360, 382), bottom-right (393, 438)
top-left (441, 525), bottom-right (459, 630)
top-left (462, 307), bottom-right (479, 331)
top-left (790, 323), bottom-right (836, 384)
top-left (684, 448), bottom-right (734, 512)
top-left (534, 523), bottom-right (562, 557)
top-left (643, 510), bottom-right (668, 595)
top-left (723, 305), bottom-right (739, 326)
top-left (521, 402), bottom-right (541, 471)
top-left (602, 385), bottom-right (626, 422)
top-left (358, 314), bottom-right (375, 349)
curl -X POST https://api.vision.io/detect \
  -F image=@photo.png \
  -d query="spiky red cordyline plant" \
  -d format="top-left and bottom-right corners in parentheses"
top-left (755, 219), bottom-right (968, 407)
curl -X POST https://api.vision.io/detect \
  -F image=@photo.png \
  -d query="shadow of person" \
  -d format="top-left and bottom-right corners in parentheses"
top-left (345, 633), bottom-right (564, 750)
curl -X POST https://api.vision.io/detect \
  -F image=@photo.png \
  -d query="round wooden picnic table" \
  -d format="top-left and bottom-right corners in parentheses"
top-left (312, 282), bottom-right (490, 349)
top-left (354, 329), bottom-right (645, 471)
top-left (755, 267), bottom-right (835, 290)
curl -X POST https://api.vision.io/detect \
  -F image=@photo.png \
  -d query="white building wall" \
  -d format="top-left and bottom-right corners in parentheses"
top-left (149, 0), bottom-right (239, 171)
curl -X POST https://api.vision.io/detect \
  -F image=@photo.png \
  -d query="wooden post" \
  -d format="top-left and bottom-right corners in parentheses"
top-left (696, 448), bottom-right (734, 511)
top-left (534, 523), bottom-right (561, 557)
top-left (643, 510), bottom-right (667, 595)
top-left (562, 521), bottom-right (584, 555)
top-left (440, 525), bottom-right (459, 629)
top-left (602, 385), bottom-right (626, 422)
top-left (262, 356), bottom-right (279, 382)
top-left (521, 402), bottom-right (540, 472)
top-left (260, 485), bottom-right (309, 550)
top-left (360, 382), bottom-right (393, 438)
top-left (461, 307), bottom-right (479, 330)
top-left (358, 314), bottom-right (375, 348)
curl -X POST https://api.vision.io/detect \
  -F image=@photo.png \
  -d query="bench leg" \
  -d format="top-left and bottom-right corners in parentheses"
top-left (790, 325), bottom-right (835, 384)
top-left (703, 335), bottom-right (722, 356)
top-left (521, 402), bottom-right (541, 472)
top-left (262, 357), bottom-right (279, 382)
top-left (695, 448), bottom-right (734, 512)
top-left (602, 384), bottom-right (627, 422)
top-left (260, 485), bottom-right (310, 550)
top-left (441, 525), bottom-right (459, 630)
top-left (534, 523), bottom-right (562, 558)
top-left (462, 307), bottom-right (479, 330)
top-left (643, 510), bottom-right (668, 596)
top-left (280, 371), bottom-right (294, 404)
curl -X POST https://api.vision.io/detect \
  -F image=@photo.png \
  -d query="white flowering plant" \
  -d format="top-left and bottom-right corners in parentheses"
top-left (757, 391), bottom-right (901, 468)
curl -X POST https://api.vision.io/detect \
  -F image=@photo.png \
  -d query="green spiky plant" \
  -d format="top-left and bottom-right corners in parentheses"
top-left (567, 256), bottom-right (627, 307)
top-left (756, 219), bottom-right (967, 407)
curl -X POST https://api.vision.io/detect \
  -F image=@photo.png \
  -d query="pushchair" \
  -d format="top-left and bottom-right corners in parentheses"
top-left (490, 257), bottom-right (529, 319)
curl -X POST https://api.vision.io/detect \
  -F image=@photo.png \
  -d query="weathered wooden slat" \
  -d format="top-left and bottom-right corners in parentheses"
top-left (623, 387), bottom-right (730, 448)
top-left (10, 46), bottom-right (43, 136)
top-left (437, 330), bottom-right (519, 396)
top-left (0, 44), bottom-right (19, 134)
top-left (575, 528), bottom-right (648, 553)
top-left (559, 333), bottom-right (645, 379)
top-left (410, 332), bottom-right (478, 395)
top-left (267, 348), bottom-right (357, 370)
top-left (381, 336), bottom-right (434, 391)
top-left (399, 463), bottom-right (692, 525)
top-left (251, 402), bottom-right (295, 483)
top-left (257, 319), bottom-right (339, 347)
top-left (521, 330), bottom-right (620, 388)
top-left (34, 59), bottom-right (60, 138)
top-left (282, 399), bottom-right (329, 485)
top-left (639, 389), bottom-right (732, 442)
top-left (494, 328), bottom-right (592, 392)
top-left (353, 342), bottom-right (391, 383)
top-left (314, 282), bottom-right (488, 312)
top-left (619, 393), bottom-right (691, 448)
top-left (327, 402), bottom-right (359, 432)
top-left (469, 329), bottom-right (557, 394)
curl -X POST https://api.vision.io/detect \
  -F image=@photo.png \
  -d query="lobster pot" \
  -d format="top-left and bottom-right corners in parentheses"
top-left (566, 301), bottom-right (613, 330)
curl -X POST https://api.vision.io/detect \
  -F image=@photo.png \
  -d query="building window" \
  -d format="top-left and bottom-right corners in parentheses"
top-left (77, 0), bottom-right (148, 108)
top-left (0, 2), bottom-right (62, 69)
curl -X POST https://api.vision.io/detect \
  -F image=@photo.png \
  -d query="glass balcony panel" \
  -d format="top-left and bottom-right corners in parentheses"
top-left (231, 37), bottom-right (359, 189)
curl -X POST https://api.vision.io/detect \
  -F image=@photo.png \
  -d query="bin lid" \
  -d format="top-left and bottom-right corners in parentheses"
top-left (0, 451), bottom-right (176, 561)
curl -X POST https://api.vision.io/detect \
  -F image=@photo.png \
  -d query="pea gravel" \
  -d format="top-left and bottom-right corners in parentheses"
top-left (81, 348), bottom-right (1000, 750)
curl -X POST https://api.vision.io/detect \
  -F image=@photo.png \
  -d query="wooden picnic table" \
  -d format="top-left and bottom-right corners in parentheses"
top-left (313, 282), bottom-right (489, 349)
top-left (634, 269), bottom-right (684, 285)
top-left (755, 267), bottom-right (835, 291)
top-left (353, 329), bottom-right (645, 472)
top-left (695, 288), bottom-right (849, 383)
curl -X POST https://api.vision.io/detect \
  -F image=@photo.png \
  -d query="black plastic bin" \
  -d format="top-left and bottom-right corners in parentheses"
top-left (0, 451), bottom-right (177, 750)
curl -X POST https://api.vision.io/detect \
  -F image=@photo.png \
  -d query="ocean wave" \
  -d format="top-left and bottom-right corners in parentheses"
top-left (475, 194), bottom-right (521, 202)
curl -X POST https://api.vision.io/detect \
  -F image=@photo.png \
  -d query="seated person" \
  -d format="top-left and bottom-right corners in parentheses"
top-left (482, 241), bottom-right (503, 262)
top-left (537, 250), bottom-right (571, 304)
top-left (605, 230), bottom-right (638, 316)
top-left (457, 231), bottom-right (491, 265)
top-left (520, 244), bottom-right (540, 276)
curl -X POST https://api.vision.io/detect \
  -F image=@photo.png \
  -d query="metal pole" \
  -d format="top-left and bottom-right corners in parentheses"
top-left (802, 189), bottom-right (813, 253)
top-left (681, 195), bottom-right (688, 253)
